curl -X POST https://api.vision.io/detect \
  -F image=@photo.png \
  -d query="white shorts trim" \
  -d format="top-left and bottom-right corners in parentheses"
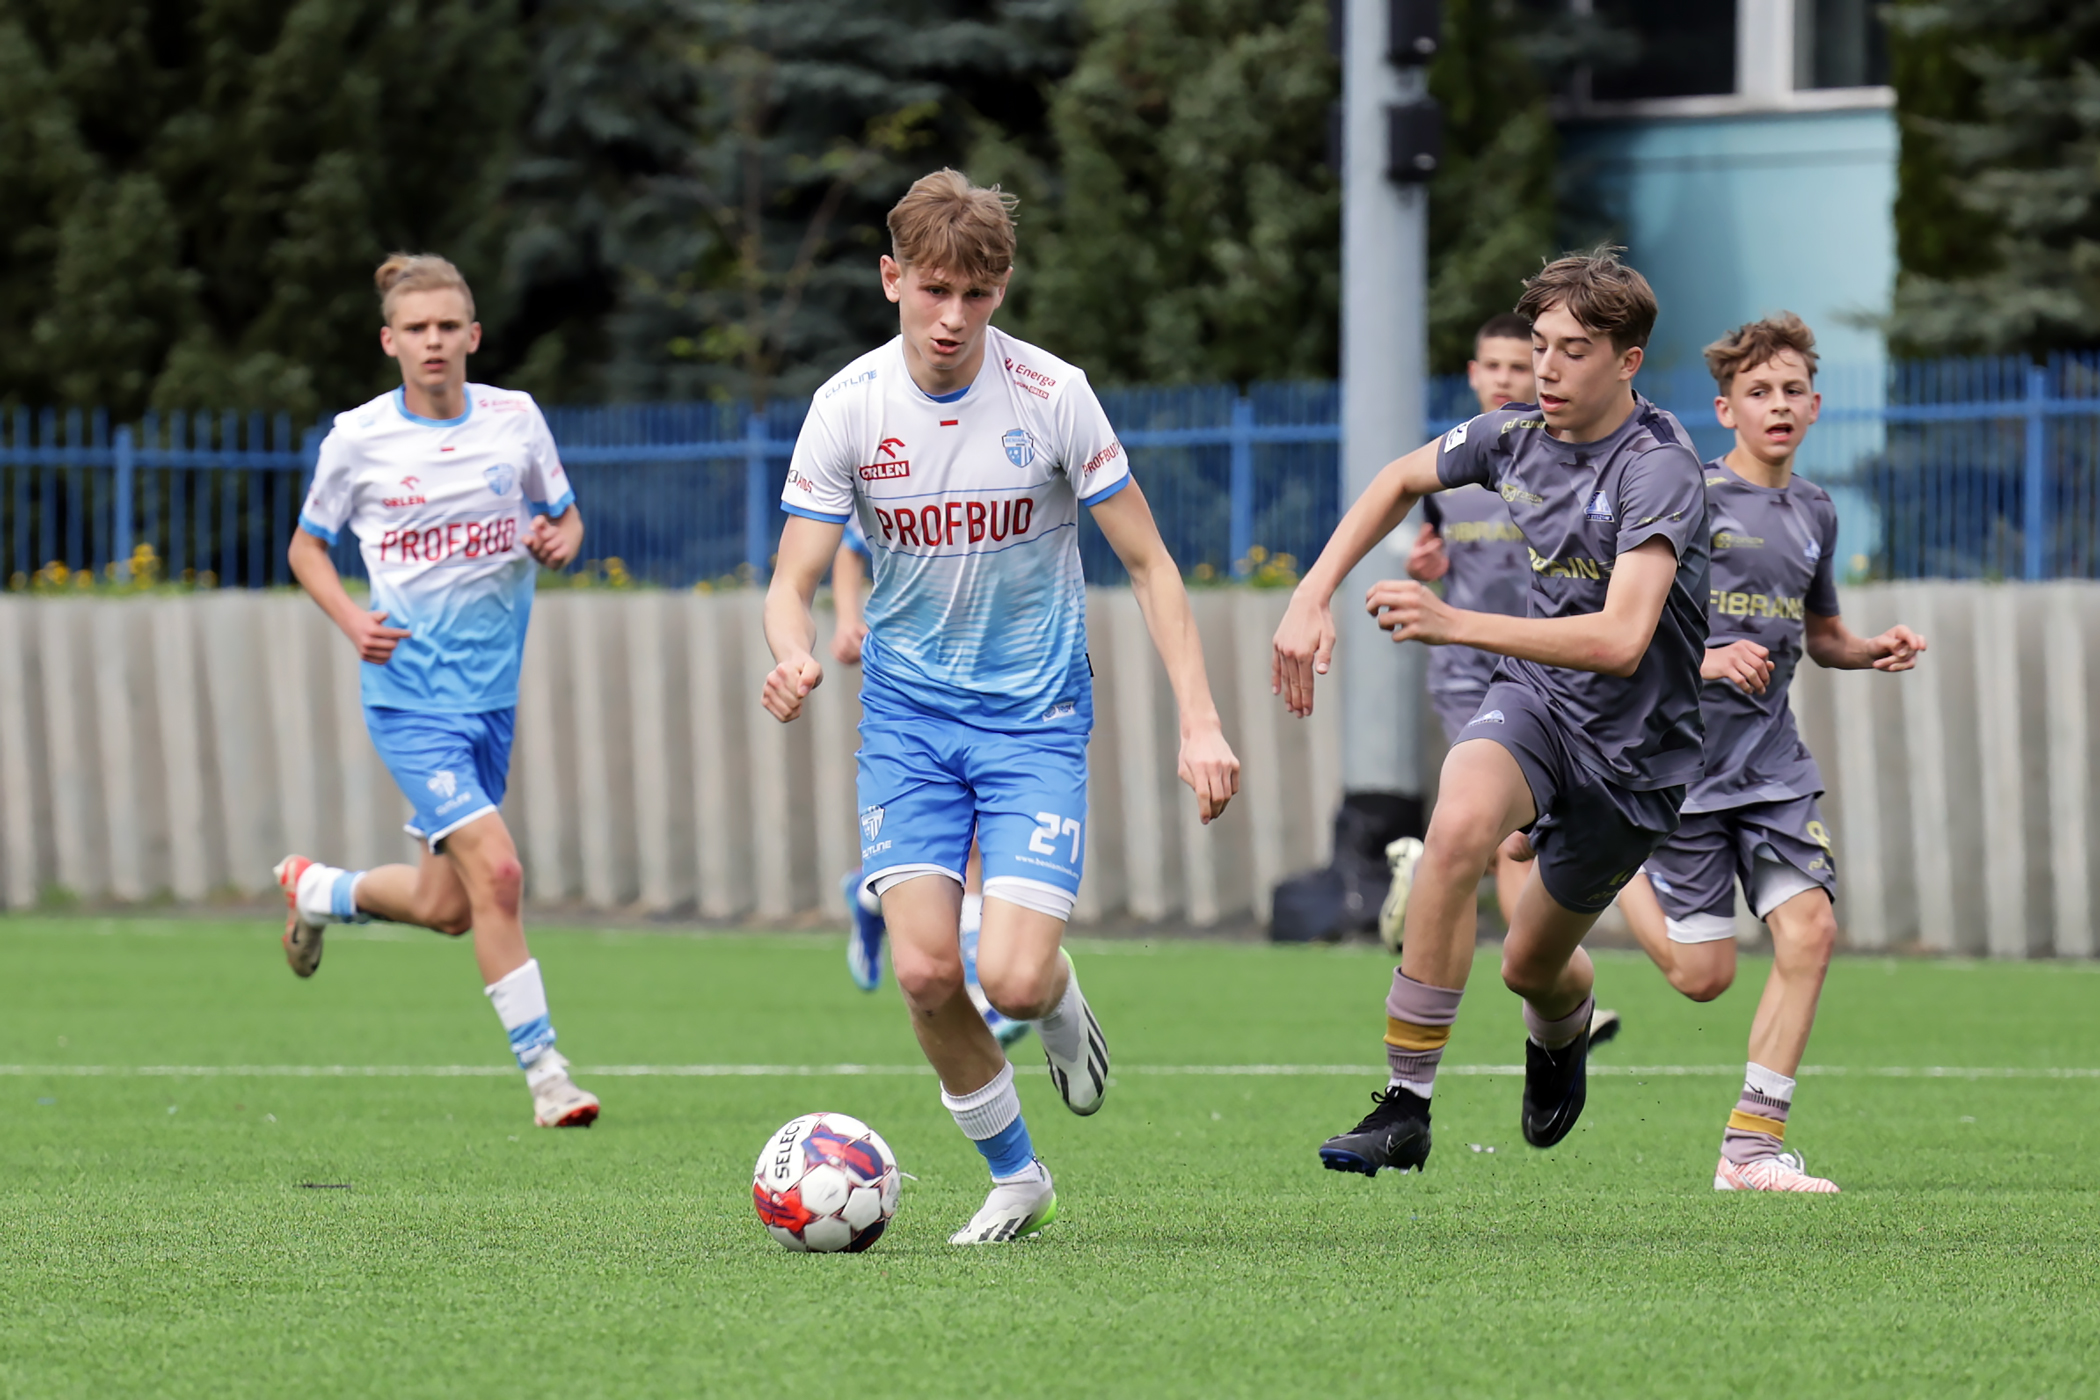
top-left (867, 864), bottom-right (964, 900)
top-left (1749, 857), bottom-right (1825, 920)
top-left (982, 875), bottom-right (1075, 923)
top-left (1665, 912), bottom-right (1738, 945)
top-left (406, 803), bottom-right (499, 854)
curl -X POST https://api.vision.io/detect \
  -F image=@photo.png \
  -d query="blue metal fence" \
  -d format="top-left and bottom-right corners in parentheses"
top-left (5, 351), bottom-right (2099, 590)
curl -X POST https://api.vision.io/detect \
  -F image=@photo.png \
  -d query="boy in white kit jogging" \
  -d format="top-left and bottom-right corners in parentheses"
top-left (764, 170), bottom-right (1240, 1243)
top-left (276, 253), bottom-right (600, 1129)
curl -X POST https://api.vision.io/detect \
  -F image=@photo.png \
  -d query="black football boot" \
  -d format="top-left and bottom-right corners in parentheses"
top-left (1520, 1028), bottom-right (1590, 1148)
top-left (1318, 1086), bottom-right (1432, 1175)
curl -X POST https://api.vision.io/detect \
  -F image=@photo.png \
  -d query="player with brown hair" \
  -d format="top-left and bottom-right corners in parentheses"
top-left (1276, 248), bottom-right (1709, 1176)
top-left (764, 170), bottom-right (1239, 1242)
top-left (1616, 312), bottom-right (1926, 1193)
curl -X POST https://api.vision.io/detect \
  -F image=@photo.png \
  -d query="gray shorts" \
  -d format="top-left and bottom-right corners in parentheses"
top-left (1431, 687), bottom-right (1489, 746)
top-left (1642, 795), bottom-right (1837, 943)
top-left (1454, 681), bottom-right (1684, 915)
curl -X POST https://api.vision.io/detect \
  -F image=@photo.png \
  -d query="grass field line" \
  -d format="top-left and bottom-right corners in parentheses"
top-left (4, 1062), bottom-right (2099, 1080)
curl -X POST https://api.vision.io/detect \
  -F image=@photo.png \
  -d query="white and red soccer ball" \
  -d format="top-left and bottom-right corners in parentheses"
top-left (752, 1112), bottom-right (900, 1253)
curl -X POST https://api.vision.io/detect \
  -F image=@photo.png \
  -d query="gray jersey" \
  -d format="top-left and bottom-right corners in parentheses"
top-left (1421, 485), bottom-right (1528, 697)
top-left (1435, 394), bottom-right (1711, 791)
top-left (1686, 460), bottom-right (1841, 813)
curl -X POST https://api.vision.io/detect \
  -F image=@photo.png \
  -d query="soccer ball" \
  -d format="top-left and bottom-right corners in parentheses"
top-left (752, 1112), bottom-right (900, 1253)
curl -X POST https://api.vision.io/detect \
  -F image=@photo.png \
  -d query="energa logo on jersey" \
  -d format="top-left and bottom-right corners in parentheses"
top-left (427, 771), bottom-right (458, 800)
top-left (1003, 429), bottom-right (1036, 468)
top-left (484, 463), bottom-right (516, 497)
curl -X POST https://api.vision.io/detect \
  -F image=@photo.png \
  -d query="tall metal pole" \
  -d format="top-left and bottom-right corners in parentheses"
top-left (1338, 0), bottom-right (1429, 804)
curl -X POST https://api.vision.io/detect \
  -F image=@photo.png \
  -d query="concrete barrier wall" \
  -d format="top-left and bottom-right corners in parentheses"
top-left (0, 582), bottom-right (2090, 955)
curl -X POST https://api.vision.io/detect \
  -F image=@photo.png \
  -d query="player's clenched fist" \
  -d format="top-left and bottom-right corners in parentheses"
top-left (1366, 578), bottom-right (1460, 645)
top-left (1701, 638), bottom-right (1773, 694)
top-left (761, 653), bottom-right (824, 723)
top-left (345, 608), bottom-right (412, 664)
top-left (1272, 591), bottom-right (1336, 717)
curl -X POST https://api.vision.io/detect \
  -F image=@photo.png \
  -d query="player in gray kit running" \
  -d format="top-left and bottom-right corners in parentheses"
top-left (1275, 248), bottom-right (1709, 1175)
top-left (1616, 313), bottom-right (1925, 1194)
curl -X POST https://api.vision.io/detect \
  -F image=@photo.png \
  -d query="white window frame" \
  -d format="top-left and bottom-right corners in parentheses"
top-left (1562, 0), bottom-right (1892, 121)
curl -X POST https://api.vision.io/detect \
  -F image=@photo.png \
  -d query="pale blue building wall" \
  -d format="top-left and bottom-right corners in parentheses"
top-left (1560, 107), bottom-right (1898, 376)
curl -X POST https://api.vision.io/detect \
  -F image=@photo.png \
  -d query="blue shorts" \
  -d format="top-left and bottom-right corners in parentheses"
top-left (856, 715), bottom-right (1089, 913)
top-left (365, 707), bottom-right (514, 851)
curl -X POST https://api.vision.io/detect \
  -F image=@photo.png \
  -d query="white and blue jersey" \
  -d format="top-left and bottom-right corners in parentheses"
top-left (782, 327), bottom-right (1131, 733)
top-left (785, 330), bottom-right (1131, 914)
top-left (299, 384), bottom-right (575, 714)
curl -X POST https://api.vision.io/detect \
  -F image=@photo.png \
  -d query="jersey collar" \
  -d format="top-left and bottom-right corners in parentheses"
top-left (393, 386), bottom-right (474, 428)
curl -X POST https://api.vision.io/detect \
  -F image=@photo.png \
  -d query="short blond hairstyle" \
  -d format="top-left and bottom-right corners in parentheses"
top-left (374, 252), bottom-right (475, 323)
top-left (887, 169), bottom-right (1017, 286)
top-left (1704, 312), bottom-right (1819, 391)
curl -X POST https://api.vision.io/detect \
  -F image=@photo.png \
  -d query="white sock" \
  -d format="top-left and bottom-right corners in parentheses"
top-left (295, 862), bottom-right (369, 925)
top-left (960, 892), bottom-right (984, 939)
top-left (1744, 1061), bottom-right (1797, 1103)
top-left (485, 958), bottom-right (561, 1075)
top-left (1035, 958), bottom-right (1087, 1064)
top-left (1388, 1074), bottom-right (1436, 1098)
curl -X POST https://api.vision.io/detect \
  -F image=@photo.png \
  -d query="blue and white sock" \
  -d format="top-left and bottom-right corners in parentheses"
top-left (294, 862), bottom-right (371, 925)
top-left (941, 1061), bottom-right (1039, 1183)
top-left (485, 958), bottom-right (563, 1087)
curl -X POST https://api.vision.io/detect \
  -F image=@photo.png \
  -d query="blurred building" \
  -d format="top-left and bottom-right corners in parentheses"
top-left (1559, 0), bottom-right (1894, 375)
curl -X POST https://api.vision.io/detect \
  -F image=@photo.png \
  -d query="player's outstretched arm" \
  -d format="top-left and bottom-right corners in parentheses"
top-left (288, 527), bottom-right (411, 664)
top-left (1368, 536), bottom-right (1679, 677)
top-left (1090, 481), bottom-right (1240, 823)
top-left (762, 514), bottom-right (846, 723)
top-left (1805, 613), bottom-right (1927, 671)
top-left (1272, 438), bottom-right (1444, 716)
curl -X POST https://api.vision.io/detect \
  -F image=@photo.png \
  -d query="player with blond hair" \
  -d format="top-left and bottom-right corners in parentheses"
top-left (1276, 249), bottom-right (1709, 1176)
top-left (766, 169), bottom-right (1240, 1242)
top-left (1616, 312), bottom-right (1926, 1193)
top-left (276, 253), bottom-right (600, 1129)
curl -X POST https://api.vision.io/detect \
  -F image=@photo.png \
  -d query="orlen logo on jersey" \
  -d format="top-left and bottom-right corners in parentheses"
top-left (383, 475), bottom-right (428, 508)
top-left (378, 515), bottom-right (522, 563)
top-left (1004, 357), bottom-right (1056, 400)
top-left (859, 437), bottom-right (910, 480)
top-left (872, 496), bottom-right (1035, 548)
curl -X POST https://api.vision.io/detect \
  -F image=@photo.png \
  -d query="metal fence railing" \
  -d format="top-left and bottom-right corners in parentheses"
top-left (4, 351), bottom-right (2099, 590)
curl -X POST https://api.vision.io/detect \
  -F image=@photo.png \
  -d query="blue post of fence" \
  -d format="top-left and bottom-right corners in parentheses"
top-left (2023, 363), bottom-right (2049, 581)
top-left (1228, 395), bottom-right (1255, 576)
top-left (744, 408), bottom-right (770, 581)
top-left (114, 425), bottom-right (135, 582)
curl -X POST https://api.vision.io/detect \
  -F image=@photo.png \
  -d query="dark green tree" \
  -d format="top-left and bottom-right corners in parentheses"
top-left (1886, 0), bottom-right (2100, 357)
top-left (600, 0), bottom-right (1077, 404)
top-left (993, 0), bottom-right (1340, 387)
top-left (0, 0), bottom-right (527, 420)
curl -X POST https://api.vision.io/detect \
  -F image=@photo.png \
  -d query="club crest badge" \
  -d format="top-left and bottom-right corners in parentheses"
top-left (485, 463), bottom-right (516, 496)
top-left (1583, 490), bottom-right (1615, 523)
top-left (859, 806), bottom-right (885, 842)
top-left (1003, 429), bottom-right (1036, 468)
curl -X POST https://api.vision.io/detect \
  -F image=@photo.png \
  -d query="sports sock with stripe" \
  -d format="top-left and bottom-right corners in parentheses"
top-left (1385, 972), bottom-right (1464, 1098)
top-left (942, 1061), bottom-right (1038, 1181)
top-left (1035, 960), bottom-right (1088, 1065)
top-left (485, 958), bottom-right (564, 1087)
top-left (294, 862), bottom-right (371, 925)
top-left (1722, 1061), bottom-right (1794, 1164)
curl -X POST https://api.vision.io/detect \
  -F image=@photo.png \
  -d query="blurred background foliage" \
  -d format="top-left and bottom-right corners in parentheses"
top-left (5, 0), bottom-right (2085, 417)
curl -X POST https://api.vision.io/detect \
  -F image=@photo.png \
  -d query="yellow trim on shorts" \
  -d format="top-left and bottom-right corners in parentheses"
top-left (1384, 1018), bottom-right (1453, 1052)
top-left (1728, 1109), bottom-right (1787, 1138)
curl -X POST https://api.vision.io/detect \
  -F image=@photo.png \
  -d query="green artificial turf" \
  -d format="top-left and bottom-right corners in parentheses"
top-left (1, 916), bottom-right (2096, 1398)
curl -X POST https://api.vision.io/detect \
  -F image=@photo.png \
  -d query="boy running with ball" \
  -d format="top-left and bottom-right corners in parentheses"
top-left (1616, 314), bottom-right (1926, 1193)
top-left (1275, 249), bottom-right (1708, 1174)
top-left (765, 170), bottom-right (1239, 1242)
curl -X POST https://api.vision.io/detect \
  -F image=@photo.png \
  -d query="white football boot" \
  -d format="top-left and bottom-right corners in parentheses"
top-left (529, 1053), bottom-right (601, 1128)
top-left (274, 855), bottom-right (326, 978)
top-left (1377, 837), bottom-right (1425, 953)
top-left (1041, 952), bottom-right (1108, 1116)
top-left (949, 1160), bottom-right (1058, 1244)
top-left (1714, 1148), bottom-right (1839, 1193)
